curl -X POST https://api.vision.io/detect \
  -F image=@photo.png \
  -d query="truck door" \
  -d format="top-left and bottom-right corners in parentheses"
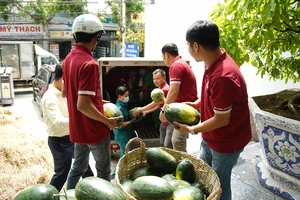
top-left (0, 44), bottom-right (20, 79)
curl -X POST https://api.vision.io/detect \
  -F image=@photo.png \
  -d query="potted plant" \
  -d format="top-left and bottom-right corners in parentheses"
top-left (210, 1), bottom-right (300, 199)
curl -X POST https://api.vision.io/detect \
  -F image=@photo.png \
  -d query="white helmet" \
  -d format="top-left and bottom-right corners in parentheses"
top-left (72, 14), bottom-right (105, 34)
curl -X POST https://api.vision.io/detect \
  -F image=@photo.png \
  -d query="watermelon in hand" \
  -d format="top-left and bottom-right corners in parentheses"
top-left (103, 103), bottom-right (124, 126)
top-left (129, 108), bottom-right (144, 120)
top-left (163, 103), bottom-right (200, 127)
top-left (151, 88), bottom-right (164, 103)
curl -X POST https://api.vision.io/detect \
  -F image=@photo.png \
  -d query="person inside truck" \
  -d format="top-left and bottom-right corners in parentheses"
top-left (134, 69), bottom-right (173, 149)
top-left (135, 67), bottom-right (156, 107)
top-left (113, 86), bottom-right (141, 158)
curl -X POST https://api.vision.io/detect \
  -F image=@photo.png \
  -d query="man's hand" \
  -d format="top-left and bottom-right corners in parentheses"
top-left (173, 121), bottom-right (191, 134)
top-left (159, 110), bottom-right (167, 122)
top-left (133, 107), bottom-right (143, 117)
top-left (103, 100), bottom-right (110, 104)
top-left (107, 116), bottom-right (123, 130)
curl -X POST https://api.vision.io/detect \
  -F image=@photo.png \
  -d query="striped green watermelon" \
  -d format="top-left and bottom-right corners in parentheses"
top-left (163, 103), bottom-right (200, 127)
top-left (173, 186), bottom-right (204, 200)
top-left (14, 184), bottom-right (59, 200)
top-left (151, 88), bottom-right (164, 102)
top-left (103, 102), bottom-right (124, 126)
top-left (146, 147), bottom-right (177, 174)
top-left (75, 177), bottom-right (128, 200)
top-left (128, 108), bottom-right (144, 120)
top-left (131, 176), bottom-right (174, 200)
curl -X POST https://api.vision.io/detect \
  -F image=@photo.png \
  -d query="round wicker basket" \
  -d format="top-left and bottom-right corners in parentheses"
top-left (115, 137), bottom-right (222, 200)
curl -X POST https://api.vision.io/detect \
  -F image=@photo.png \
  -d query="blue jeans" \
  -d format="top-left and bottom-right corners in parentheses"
top-left (48, 135), bottom-right (94, 191)
top-left (66, 136), bottom-right (111, 189)
top-left (159, 123), bottom-right (173, 149)
top-left (199, 140), bottom-right (242, 200)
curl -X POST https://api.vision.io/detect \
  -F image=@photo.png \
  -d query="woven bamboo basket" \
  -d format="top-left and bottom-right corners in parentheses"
top-left (115, 137), bottom-right (222, 200)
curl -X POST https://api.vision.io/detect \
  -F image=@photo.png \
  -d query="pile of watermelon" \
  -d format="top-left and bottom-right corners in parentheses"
top-left (120, 147), bottom-right (209, 200)
top-left (13, 177), bottom-right (129, 200)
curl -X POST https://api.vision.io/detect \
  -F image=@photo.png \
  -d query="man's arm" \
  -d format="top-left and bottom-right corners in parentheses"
top-left (164, 83), bottom-right (180, 104)
top-left (77, 95), bottom-right (120, 129)
top-left (174, 112), bottom-right (231, 134)
top-left (42, 99), bottom-right (69, 129)
top-left (159, 83), bottom-right (180, 122)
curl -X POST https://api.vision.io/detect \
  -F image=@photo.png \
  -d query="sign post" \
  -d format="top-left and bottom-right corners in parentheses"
top-left (125, 42), bottom-right (139, 57)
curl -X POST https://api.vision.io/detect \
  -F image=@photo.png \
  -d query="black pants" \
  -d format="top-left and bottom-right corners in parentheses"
top-left (48, 135), bottom-right (94, 191)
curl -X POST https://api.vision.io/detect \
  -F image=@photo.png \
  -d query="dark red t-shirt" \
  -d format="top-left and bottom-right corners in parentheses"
top-left (62, 44), bottom-right (110, 144)
top-left (169, 56), bottom-right (198, 103)
top-left (201, 49), bottom-right (251, 153)
top-left (159, 81), bottom-right (169, 125)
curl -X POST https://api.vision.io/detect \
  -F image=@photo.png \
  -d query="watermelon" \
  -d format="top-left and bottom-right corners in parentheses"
top-left (191, 182), bottom-right (209, 197)
top-left (161, 174), bottom-right (177, 181)
top-left (173, 186), bottom-right (204, 200)
top-left (175, 159), bottom-right (196, 183)
top-left (129, 166), bottom-right (159, 180)
top-left (131, 176), bottom-right (174, 200)
top-left (14, 184), bottom-right (59, 200)
top-left (163, 103), bottom-right (200, 127)
top-left (75, 177), bottom-right (128, 200)
top-left (120, 178), bottom-right (134, 196)
top-left (146, 147), bottom-right (177, 174)
top-left (103, 102), bottom-right (124, 126)
top-left (128, 108), bottom-right (144, 120)
top-left (168, 179), bottom-right (191, 191)
top-left (151, 88), bottom-right (164, 102)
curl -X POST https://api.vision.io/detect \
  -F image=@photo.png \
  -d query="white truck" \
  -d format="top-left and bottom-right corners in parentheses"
top-left (98, 57), bottom-right (170, 150)
top-left (0, 41), bottom-right (59, 90)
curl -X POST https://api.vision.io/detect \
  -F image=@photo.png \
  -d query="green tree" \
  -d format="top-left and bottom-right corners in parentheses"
top-left (210, 0), bottom-right (300, 83)
top-left (0, 0), bottom-right (88, 49)
top-left (105, 0), bottom-right (145, 53)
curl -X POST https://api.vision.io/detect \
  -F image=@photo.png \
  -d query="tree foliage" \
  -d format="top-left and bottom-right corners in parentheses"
top-left (0, 0), bottom-right (88, 24)
top-left (107, 0), bottom-right (145, 50)
top-left (210, 0), bottom-right (300, 83)
top-left (109, 0), bottom-right (144, 29)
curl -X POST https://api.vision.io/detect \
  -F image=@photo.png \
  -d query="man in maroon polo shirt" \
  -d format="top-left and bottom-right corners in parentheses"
top-left (62, 14), bottom-right (121, 189)
top-left (159, 43), bottom-right (198, 152)
top-left (174, 20), bottom-right (252, 200)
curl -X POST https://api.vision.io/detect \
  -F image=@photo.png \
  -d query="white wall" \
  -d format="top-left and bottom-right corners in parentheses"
top-left (144, 0), bottom-right (300, 97)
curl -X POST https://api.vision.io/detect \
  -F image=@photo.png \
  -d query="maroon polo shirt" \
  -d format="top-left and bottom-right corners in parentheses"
top-left (63, 44), bottom-right (110, 144)
top-left (201, 49), bottom-right (251, 153)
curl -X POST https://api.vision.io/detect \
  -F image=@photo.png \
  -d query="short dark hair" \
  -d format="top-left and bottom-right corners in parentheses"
top-left (116, 86), bottom-right (128, 97)
top-left (152, 69), bottom-right (166, 77)
top-left (161, 43), bottom-right (179, 57)
top-left (54, 63), bottom-right (63, 81)
top-left (186, 20), bottom-right (220, 51)
top-left (74, 31), bottom-right (101, 43)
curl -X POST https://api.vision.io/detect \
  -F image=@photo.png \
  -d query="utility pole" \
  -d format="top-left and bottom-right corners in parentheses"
top-left (121, 0), bottom-right (126, 57)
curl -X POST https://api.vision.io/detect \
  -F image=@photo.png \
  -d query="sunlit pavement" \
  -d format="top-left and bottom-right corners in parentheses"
top-left (9, 92), bottom-right (283, 200)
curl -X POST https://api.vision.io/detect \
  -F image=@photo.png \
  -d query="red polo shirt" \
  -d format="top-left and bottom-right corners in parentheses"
top-left (201, 49), bottom-right (251, 153)
top-left (169, 56), bottom-right (198, 103)
top-left (62, 44), bottom-right (110, 144)
top-left (160, 81), bottom-right (170, 125)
